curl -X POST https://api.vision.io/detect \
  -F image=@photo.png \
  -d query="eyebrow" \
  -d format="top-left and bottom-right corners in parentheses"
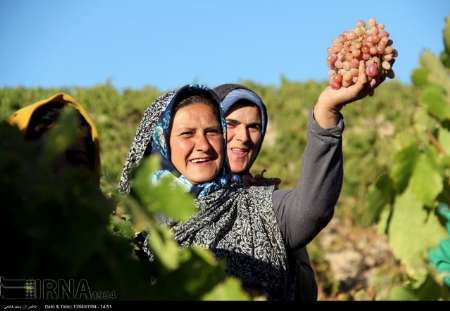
top-left (226, 119), bottom-right (241, 126)
top-left (175, 125), bottom-right (221, 132)
top-left (226, 118), bottom-right (261, 127)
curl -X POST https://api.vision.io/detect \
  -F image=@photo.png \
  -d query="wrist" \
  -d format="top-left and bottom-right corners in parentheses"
top-left (313, 102), bottom-right (340, 129)
top-left (315, 95), bottom-right (343, 114)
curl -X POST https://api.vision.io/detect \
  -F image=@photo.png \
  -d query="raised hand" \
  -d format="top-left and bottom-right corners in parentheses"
top-left (314, 61), bottom-right (385, 129)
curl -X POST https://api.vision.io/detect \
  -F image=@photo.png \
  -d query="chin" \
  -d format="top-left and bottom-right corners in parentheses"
top-left (230, 163), bottom-right (248, 174)
top-left (189, 172), bottom-right (218, 184)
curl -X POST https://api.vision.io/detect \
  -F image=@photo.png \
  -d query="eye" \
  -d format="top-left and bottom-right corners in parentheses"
top-left (226, 120), bottom-right (237, 128)
top-left (206, 128), bottom-right (220, 136)
top-left (248, 124), bottom-right (261, 132)
top-left (180, 131), bottom-right (194, 137)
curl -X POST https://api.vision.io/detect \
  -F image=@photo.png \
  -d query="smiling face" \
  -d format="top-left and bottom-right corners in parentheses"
top-left (169, 102), bottom-right (224, 184)
top-left (225, 103), bottom-right (262, 174)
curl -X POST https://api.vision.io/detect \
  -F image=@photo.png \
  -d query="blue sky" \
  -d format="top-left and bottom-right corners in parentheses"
top-left (0, 0), bottom-right (448, 91)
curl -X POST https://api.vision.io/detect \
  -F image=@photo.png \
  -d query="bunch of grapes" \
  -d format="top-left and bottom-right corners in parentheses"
top-left (327, 18), bottom-right (397, 89)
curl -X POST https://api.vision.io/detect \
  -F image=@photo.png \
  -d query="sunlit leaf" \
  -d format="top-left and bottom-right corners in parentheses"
top-left (202, 277), bottom-right (251, 301)
top-left (132, 155), bottom-right (196, 222)
top-left (360, 173), bottom-right (394, 226)
top-left (420, 85), bottom-right (450, 121)
top-left (148, 225), bottom-right (182, 271)
top-left (420, 50), bottom-right (450, 101)
top-left (409, 153), bottom-right (443, 206)
top-left (388, 190), bottom-right (447, 287)
top-left (388, 274), bottom-right (444, 300)
top-left (391, 144), bottom-right (420, 193)
top-left (411, 67), bottom-right (430, 88)
top-left (439, 127), bottom-right (450, 155)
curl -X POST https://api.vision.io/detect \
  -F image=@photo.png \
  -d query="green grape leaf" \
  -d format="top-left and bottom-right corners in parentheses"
top-left (392, 130), bottom-right (418, 153)
top-left (420, 85), bottom-right (450, 122)
top-left (409, 153), bottom-right (443, 207)
top-left (441, 51), bottom-right (450, 69)
top-left (388, 285), bottom-right (419, 301)
top-left (391, 144), bottom-right (420, 193)
top-left (388, 190), bottom-right (447, 287)
top-left (361, 173), bottom-right (394, 226)
top-left (190, 245), bottom-right (218, 266)
top-left (132, 155), bottom-right (196, 222)
top-left (411, 67), bottom-right (430, 88)
top-left (149, 245), bottom-right (229, 299)
top-left (109, 214), bottom-right (135, 239)
top-left (420, 50), bottom-right (450, 101)
top-left (388, 274), bottom-right (444, 300)
top-left (202, 277), bottom-right (251, 301)
top-left (442, 16), bottom-right (450, 68)
top-left (148, 224), bottom-right (182, 271)
top-left (439, 127), bottom-right (450, 155)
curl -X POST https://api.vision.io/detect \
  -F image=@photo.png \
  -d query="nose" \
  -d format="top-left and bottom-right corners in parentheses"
top-left (235, 125), bottom-right (250, 143)
top-left (194, 133), bottom-right (211, 152)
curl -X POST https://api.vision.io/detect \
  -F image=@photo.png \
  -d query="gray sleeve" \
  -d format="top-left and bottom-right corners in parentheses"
top-left (272, 109), bottom-right (344, 250)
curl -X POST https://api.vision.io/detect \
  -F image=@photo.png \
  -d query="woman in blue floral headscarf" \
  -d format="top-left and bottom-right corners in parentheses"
top-left (119, 85), bottom-right (295, 300)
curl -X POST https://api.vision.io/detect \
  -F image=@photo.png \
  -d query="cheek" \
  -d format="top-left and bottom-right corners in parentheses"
top-left (226, 128), bottom-right (235, 143)
top-left (210, 137), bottom-right (224, 157)
top-left (250, 133), bottom-right (262, 149)
top-left (170, 138), bottom-right (193, 162)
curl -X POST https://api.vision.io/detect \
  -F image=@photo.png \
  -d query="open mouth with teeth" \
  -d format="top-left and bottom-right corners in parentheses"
top-left (230, 147), bottom-right (250, 157)
top-left (189, 157), bottom-right (213, 164)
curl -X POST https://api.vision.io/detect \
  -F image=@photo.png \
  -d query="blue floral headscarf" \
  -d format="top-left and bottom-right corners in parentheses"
top-left (150, 85), bottom-right (231, 198)
top-left (119, 85), bottom-right (294, 300)
top-left (119, 84), bottom-right (231, 198)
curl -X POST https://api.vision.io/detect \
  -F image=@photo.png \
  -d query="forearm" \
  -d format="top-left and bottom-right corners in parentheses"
top-left (273, 110), bottom-right (344, 249)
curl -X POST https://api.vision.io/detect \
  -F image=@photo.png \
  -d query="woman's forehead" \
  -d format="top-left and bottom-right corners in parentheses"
top-left (226, 104), bottom-right (261, 122)
top-left (172, 102), bottom-right (220, 126)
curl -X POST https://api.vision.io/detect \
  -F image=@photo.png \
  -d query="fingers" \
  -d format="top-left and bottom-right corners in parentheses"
top-left (357, 61), bottom-right (368, 86)
top-left (349, 61), bottom-right (368, 96)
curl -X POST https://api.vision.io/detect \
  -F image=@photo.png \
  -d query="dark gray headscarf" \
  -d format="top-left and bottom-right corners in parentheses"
top-left (119, 84), bottom-right (294, 300)
top-left (213, 83), bottom-right (268, 176)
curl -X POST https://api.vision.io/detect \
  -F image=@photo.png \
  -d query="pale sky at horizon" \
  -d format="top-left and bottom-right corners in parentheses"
top-left (0, 0), bottom-right (448, 91)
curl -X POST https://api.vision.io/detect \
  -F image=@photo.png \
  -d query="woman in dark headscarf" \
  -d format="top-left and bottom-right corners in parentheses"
top-left (213, 84), bottom-right (269, 184)
top-left (214, 83), bottom-right (323, 301)
top-left (212, 62), bottom-right (384, 300)
top-left (119, 84), bottom-right (295, 300)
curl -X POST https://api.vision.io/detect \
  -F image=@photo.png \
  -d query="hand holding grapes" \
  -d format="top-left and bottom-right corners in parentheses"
top-left (314, 18), bottom-right (397, 129)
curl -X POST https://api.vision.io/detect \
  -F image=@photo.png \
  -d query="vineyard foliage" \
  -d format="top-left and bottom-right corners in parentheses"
top-left (1, 17), bottom-right (449, 300)
top-left (364, 17), bottom-right (450, 299)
